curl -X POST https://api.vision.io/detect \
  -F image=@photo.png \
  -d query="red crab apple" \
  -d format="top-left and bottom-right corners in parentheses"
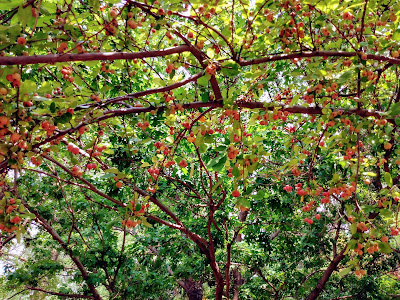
top-left (17, 36), bottom-right (26, 46)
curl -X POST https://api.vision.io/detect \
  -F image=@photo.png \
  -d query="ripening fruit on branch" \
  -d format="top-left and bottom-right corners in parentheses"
top-left (110, 8), bottom-right (118, 18)
top-left (321, 27), bottom-right (330, 36)
top-left (127, 19), bottom-right (138, 29)
top-left (343, 11), bottom-right (354, 20)
top-left (90, 94), bottom-right (101, 102)
top-left (179, 159), bottom-right (188, 168)
top-left (384, 143), bottom-right (392, 150)
top-left (232, 190), bottom-right (240, 197)
top-left (355, 269), bottom-right (366, 277)
top-left (87, 163), bottom-right (97, 170)
top-left (10, 132), bottom-right (21, 143)
top-left (283, 185), bottom-right (292, 192)
top-left (0, 116), bottom-right (9, 128)
top-left (57, 42), bottom-right (68, 53)
top-left (206, 64), bottom-right (217, 75)
top-left (304, 218), bottom-right (313, 225)
top-left (116, 181), bottom-right (123, 188)
top-left (17, 36), bottom-right (26, 46)
top-left (72, 165), bottom-right (83, 177)
top-left (10, 216), bottom-right (21, 224)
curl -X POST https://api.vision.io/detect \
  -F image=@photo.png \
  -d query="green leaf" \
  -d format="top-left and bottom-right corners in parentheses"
top-left (384, 172), bottom-right (393, 187)
top-left (387, 102), bottom-right (400, 116)
top-left (49, 102), bottom-right (56, 113)
top-left (16, 230), bottom-right (21, 243)
top-left (338, 267), bottom-right (351, 278)
top-left (17, 5), bottom-right (32, 28)
top-left (212, 178), bottom-right (224, 192)
top-left (20, 80), bottom-right (37, 95)
top-left (194, 133), bottom-right (204, 147)
top-left (350, 223), bottom-right (357, 235)
top-left (89, 0), bottom-right (100, 10)
top-left (239, 197), bottom-right (250, 208)
top-left (141, 218), bottom-right (152, 228)
top-left (201, 92), bottom-right (210, 103)
top-left (141, 162), bottom-right (151, 167)
top-left (0, 0), bottom-right (23, 9)
top-left (393, 29), bottom-right (400, 41)
top-left (220, 60), bottom-right (240, 77)
top-left (378, 242), bottom-right (392, 253)
top-left (105, 168), bottom-right (119, 174)
top-left (290, 94), bottom-right (300, 105)
top-left (197, 76), bottom-right (209, 86)
top-left (54, 112), bottom-right (72, 124)
top-left (363, 172), bottom-right (376, 177)
top-left (232, 166), bottom-right (241, 178)
top-left (337, 70), bottom-right (353, 84)
top-left (209, 155), bottom-right (227, 172)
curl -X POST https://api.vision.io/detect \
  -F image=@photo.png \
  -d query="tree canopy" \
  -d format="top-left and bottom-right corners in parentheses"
top-left (1, 0), bottom-right (400, 299)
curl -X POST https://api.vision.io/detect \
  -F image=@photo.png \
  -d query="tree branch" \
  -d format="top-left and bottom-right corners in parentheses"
top-left (22, 200), bottom-right (102, 300)
top-left (238, 51), bottom-right (400, 67)
top-left (306, 247), bottom-right (347, 300)
top-left (0, 45), bottom-right (191, 66)
top-left (25, 286), bottom-right (94, 299)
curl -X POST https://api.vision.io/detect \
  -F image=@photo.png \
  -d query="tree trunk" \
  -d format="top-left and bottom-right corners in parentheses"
top-left (180, 278), bottom-right (203, 300)
top-left (215, 278), bottom-right (225, 300)
top-left (232, 267), bottom-right (243, 300)
top-left (306, 248), bottom-right (346, 300)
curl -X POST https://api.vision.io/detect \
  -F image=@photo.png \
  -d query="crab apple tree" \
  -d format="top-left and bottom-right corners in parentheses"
top-left (1, 0), bottom-right (400, 299)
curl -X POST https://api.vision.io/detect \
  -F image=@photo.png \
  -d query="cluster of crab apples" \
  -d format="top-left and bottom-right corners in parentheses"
top-left (0, 197), bottom-right (23, 233)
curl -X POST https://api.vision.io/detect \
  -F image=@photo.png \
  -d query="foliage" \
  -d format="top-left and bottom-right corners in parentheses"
top-left (0, 0), bottom-right (400, 299)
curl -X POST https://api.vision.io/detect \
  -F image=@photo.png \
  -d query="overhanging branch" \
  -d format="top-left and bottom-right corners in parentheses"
top-left (238, 51), bottom-right (400, 66)
top-left (0, 45), bottom-right (191, 66)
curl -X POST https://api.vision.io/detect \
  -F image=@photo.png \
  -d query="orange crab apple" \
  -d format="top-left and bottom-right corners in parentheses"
top-left (116, 181), bottom-right (123, 188)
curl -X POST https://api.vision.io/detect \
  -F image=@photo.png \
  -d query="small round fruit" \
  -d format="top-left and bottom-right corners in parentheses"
top-left (116, 181), bottom-right (123, 188)
top-left (17, 36), bottom-right (26, 46)
top-left (384, 143), bottom-right (392, 150)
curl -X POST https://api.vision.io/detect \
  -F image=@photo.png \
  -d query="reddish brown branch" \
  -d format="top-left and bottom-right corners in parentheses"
top-left (23, 200), bottom-right (102, 300)
top-left (0, 102), bottom-right (388, 175)
top-left (0, 233), bottom-right (16, 251)
top-left (131, 184), bottom-right (210, 254)
top-left (100, 71), bottom-right (203, 106)
top-left (0, 45), bottom-right (191, 66)
top-left (145, 214), bottom-right (184, 231)
top-left (238, 51), bottom-right (400, 67)
top-left (305, 247), bottom-right (347, 300)
top-left (41, 154), bottom-right (125, 207)
top-left (25, 286), bottom-right (94, 299)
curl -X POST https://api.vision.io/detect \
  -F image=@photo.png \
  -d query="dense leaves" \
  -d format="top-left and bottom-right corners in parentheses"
top-left (0, 0), bottom-right (400, 299)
